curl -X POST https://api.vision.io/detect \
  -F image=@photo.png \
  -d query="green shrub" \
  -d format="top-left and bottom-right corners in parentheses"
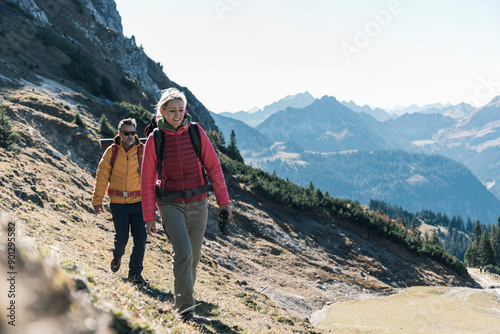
top-left (485, 264), bottom-right (500, 275)
top-left (113, 102), bottom-right (151, 133)
top-left (120, 76), bottom-right (141, 90)
top-left (99, 114), bottom-right (116, 138)
top-left (72, 112), bottom-right (86, 128)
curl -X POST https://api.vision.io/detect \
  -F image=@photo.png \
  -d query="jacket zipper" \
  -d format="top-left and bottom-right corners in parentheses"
top-left (175, 132), bottom-right (186, 193)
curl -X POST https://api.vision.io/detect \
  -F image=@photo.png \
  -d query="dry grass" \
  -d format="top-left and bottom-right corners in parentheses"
top-left (312, 285), bottom-right (500, 333)
top-left (0, 142), bottom-right (318, 333)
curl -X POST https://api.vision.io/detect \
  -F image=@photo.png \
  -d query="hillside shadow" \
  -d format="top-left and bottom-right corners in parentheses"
top-left (194, 300), bottom-right (240, 334)
top-left (123, 280), bottom-right (175, 302)
top-left (123, 287), bottom-right (239, 333)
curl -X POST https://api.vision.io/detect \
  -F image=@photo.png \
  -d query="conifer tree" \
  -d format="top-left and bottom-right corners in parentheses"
top-left (0, 106), bottom-right (19, 151)
top-left (99, 114), bottom-right (116, 138)
top-left (458, 217), bottom-right (465, 232)
top-left (429, 229), bottom-right (441, 246)
top-left (479, 230), bottom-right (496, 266)
top-left (219, 131), bottom-right (226, 146)
top-left (492, 221), bottom-right (500, 265)
top-left (464, 244), bottom-right (479, 267)
top-left (227, 130), bottom-right (244, 163)
top-left (308, 181), bottom-right (315, 191)
top-left (473, 220), bottom-right (482, 244)
top-left (466, 218), bottom-right (474, 233)
top-left (73, 111), bottom-right (86, 128)
top-left (410, 217), bottom-right (418, 232)
top-left (315, 188), bottom-right (324, 205)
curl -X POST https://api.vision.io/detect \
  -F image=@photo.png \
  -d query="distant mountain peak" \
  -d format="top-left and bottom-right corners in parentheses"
top-left (486, 95), bottom-right (500, 107)
top-left (261, 91), bottom-right (315, 114)
top-left (246, 106), bottom-right (260, 113)
top-left (281, 91), bottom-right (314, 101)
top-left (223, 92), bottom-right (316, 127)
top-left (341, 99), bottom-right (393, 122)
top-left (319, 95), bottom-right (339, 103)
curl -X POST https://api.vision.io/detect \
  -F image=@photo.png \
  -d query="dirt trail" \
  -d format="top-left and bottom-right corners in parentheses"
top-left (467, 268), bottom-right (500, 296)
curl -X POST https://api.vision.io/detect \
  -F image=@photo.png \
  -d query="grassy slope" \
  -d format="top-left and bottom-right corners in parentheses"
top-left (0, 115), bottom-right (318, 333)
top-left (0, 85), bottom-right (494, 333)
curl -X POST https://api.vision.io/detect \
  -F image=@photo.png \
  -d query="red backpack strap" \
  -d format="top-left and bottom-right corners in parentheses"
top-left (108, 144), bottom-right (118, 181)
top-left (137, 143), bottom-right (144, 173)
top-left (109, 144), bottom-right (118, 169)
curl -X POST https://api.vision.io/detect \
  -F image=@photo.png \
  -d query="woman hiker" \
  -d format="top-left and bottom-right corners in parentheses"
top-left (141, 87), bottom-right (232, 321)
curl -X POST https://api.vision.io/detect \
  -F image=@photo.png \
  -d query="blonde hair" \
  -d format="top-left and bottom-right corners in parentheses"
top-left (155, 87), bottom-right (187, 117)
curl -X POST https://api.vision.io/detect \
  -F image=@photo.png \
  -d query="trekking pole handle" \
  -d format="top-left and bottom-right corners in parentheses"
top-left (218, 210), bottom-right (230, 236)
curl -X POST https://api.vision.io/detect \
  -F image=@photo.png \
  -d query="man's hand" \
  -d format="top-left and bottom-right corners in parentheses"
top-left (146, 220), bottom-right (156, 237)
top-left (94, 205), bottom-right (104, 214)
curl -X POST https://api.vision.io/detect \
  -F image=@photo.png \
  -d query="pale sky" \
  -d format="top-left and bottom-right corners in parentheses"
top-left (114, 0), bottom-right (500, 113)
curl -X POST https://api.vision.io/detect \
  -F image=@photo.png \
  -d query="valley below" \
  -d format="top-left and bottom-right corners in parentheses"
top-left (311, 268), bottom-right (500, 333)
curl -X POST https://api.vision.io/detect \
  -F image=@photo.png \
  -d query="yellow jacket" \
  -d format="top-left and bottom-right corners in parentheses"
top-left (91, 135), bottom-right (142, 206)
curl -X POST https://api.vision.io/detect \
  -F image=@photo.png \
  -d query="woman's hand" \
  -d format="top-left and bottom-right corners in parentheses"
top-left (219, 204), bottom-right (232, 219)
top-left (146, 220), bottom-right (157, 237)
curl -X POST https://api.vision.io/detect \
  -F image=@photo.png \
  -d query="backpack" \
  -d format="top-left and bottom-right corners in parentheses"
top-left (144, 115), bottom-right (212, 201)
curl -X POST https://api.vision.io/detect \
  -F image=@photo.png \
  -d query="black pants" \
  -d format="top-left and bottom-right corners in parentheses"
top-left (110, 202), bottom-right (147, 277)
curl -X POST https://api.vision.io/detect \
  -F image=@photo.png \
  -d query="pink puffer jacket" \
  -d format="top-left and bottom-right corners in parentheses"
top-left (141, 123), bottom-right (229, 222)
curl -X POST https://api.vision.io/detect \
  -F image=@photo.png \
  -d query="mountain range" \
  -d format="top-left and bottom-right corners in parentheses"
top-left (214, 93), bottom-right (500, 224)
top-left (219, 91), bottom-right (315, 127)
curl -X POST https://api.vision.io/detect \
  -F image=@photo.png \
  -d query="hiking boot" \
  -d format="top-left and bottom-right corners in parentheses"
top-left (128, 274), bottom-right (148, 285)
top-left (110, 257), bottom-right (121, 273)
top-left (176, 310), bottom-right (193, 323)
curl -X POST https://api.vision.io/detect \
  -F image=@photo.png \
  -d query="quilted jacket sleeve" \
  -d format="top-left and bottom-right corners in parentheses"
top-left (199, 127), bottom-right (230, 206)
top-left (91, 147), bottom-right (112, 207)
top-left (141, 134), bottom-right (158, 222)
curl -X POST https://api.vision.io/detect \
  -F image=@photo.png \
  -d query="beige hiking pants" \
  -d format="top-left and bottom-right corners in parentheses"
top-left (157, 197), bottom-right (208, 313)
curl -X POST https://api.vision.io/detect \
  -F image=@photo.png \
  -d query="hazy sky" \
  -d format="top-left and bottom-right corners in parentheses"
top-left (114, 0), bottom-right (500, 113)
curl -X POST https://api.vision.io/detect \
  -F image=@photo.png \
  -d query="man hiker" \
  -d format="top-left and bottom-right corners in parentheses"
top-left (91, 118), bottom-right (148, 284)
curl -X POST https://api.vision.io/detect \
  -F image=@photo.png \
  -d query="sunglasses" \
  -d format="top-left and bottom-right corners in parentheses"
top-left (122, 131), bottom-right (136, 136)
